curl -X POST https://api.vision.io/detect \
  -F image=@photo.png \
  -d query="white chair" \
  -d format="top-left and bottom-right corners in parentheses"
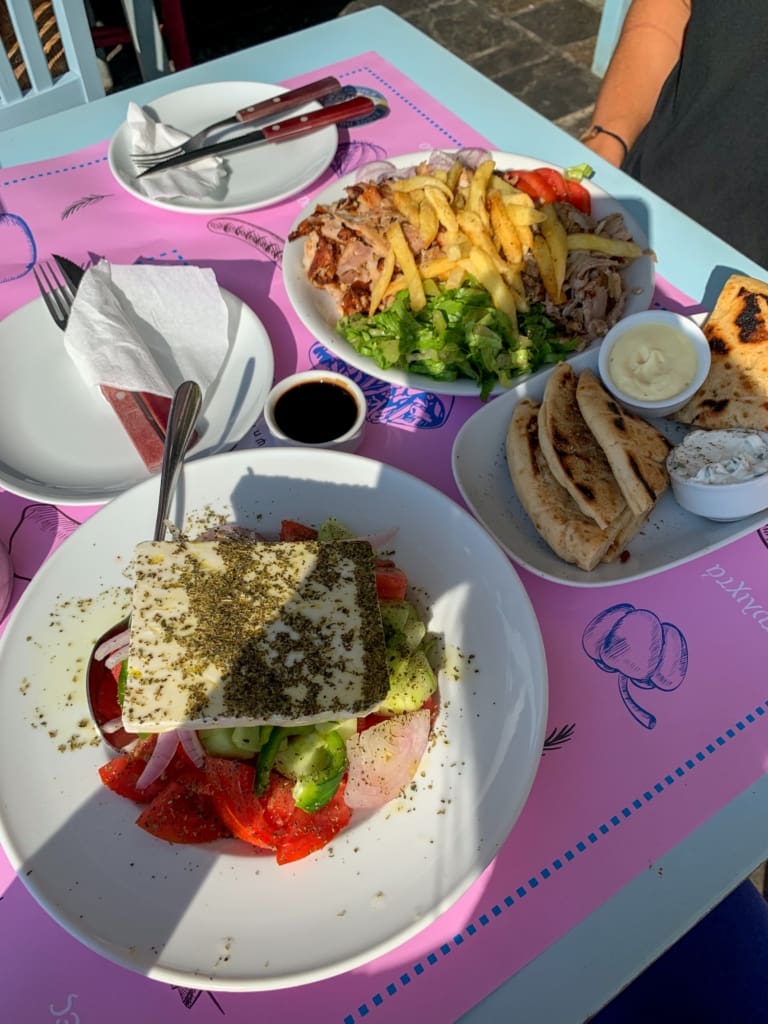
top-left (591, 0), bottom-right (632, 78)
top-left (0, 0), bottom-right (104, 132)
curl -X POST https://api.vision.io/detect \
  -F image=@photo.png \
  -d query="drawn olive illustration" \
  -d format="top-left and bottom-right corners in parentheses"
top-left (582, 603), bottom-right (688, 729)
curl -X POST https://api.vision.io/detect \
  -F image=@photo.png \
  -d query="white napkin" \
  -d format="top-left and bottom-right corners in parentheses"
top-left (127, 101), bottom-right (229, 200)
top-left (63, 261), bottom-right (229, 397)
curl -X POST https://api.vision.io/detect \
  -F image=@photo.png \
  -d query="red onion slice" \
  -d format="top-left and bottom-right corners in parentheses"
top-left (104, 645), bottom-right (130, 671)
top-left (354, 160), bottom-right (398, 183)
top-left (136, 731), bottom-right (179, 790)
top-left (178, 729), bottom-right (205, 768)
top-left (94, 628), bottom-right (130, 661)
top-left (455, 147), bottom-right (493, 169)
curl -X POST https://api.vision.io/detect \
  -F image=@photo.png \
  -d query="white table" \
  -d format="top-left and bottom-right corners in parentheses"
top-left (3, 8), bottom-right (767, 1021)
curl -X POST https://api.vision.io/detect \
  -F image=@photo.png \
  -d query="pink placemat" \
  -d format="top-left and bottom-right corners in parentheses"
top-left (2, 51), bottom-right (767, 1024)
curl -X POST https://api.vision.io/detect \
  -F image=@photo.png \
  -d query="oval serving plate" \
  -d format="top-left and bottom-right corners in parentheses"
top-left (283, 150), bottom-right (654, 397)
top-left (452, 346), bottom-right (768, 587)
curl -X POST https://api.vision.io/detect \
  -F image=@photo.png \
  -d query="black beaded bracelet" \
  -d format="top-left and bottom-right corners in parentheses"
top-left (580, 124), bottom-right (629, 162)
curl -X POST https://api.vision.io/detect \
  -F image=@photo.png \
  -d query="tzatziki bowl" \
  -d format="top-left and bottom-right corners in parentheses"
top-left (667, 429), bottom-right (768, 521)
top-left (597, 309), bottom-right (711, 417)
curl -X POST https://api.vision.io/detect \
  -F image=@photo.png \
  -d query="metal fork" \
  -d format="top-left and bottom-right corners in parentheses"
top-left (33, 260), bottom-right (75, 329)
top-left (130, 75), bottom-right (342, 167)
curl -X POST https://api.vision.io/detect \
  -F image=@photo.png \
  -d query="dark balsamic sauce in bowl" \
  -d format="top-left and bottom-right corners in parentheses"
top-left (273, 379), bottom-right (360, 444)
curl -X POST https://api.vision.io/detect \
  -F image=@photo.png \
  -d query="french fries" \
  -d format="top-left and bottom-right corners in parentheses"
top-left (539, 204), bottom-right (569, 302)
top-left (369, 248), bottom-right (396, 315)
top-left (488, 190), bottom-right (523, 266)
top-left (566, 233), bottom-right (645, 259)
top-left (465, 249), bottom-right (519, 329)
top-left (386, 221), bottom-right (426, 312)
top-left (356, 157), bottom-right (642, 326)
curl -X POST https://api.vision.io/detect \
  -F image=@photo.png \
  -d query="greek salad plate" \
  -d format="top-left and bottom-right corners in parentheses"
top-left (0, 288), bottom-right (273, 506)
top-left (108, 81), bottom-right (338, 214)
top-left (283, 150), bottom-right (654, 397)
top-left (0, 448), bottom-right (547, 990)
top-left (452, 346), bottom-right (768, 587)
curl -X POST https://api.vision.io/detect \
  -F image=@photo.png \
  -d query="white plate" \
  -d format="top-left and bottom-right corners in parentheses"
top-left (0, 449), bottom-right (547, 989)
top-left (283, 150), bottom-right (654, 396)
top-left (452, 347), bottom-right (768, 587)
top-left (108, 81), bottom-right (338, 214)
top-left (0, 289), bottom-right (274, 505)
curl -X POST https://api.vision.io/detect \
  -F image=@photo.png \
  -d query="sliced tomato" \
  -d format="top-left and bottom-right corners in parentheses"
top-left (563, 177), bottom-right (592, 216)
top-left (375, 559), bottom-right (408, 601)
top-left (202, 760), bottom-right (349, 862)
top-left (357, 710), bottom-right (392, 733)
top-left (503, 168), bottom-right (558, 206)
top-left (267, 775), bottom-right (352, 866)
top-left (202, 757), bottom-right (275, 850)
top-left (136, 781), bottom-right (229, 844)
top-left (99, 755), bottom-right (167, 804)
top-left (280, 519), bottom-right (318, 541)
top-left (99, 738), bottom-right (200, 803)
top-left (89, 658), bottom-right (124, 726)
top-left (421, 691), bottom-right (441, 728)
top-left (263, 771), bottom-right (298, 829)
top-left (533, 166), bottom-right (568, 201)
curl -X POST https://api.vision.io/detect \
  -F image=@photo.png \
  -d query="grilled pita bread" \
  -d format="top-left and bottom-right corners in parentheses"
top-left (537, 362), bottom-right (627, 529)
top-left (673, 273), bottom-right (768, 429)
top-left (576, 369), bottom-right (671, 517)
top-left (602, 511), bottom-right (649, 563)
top-left (506, 398), bottom-right (634, 572)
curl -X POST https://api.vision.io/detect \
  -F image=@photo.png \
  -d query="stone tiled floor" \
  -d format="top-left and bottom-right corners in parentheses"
top-left (338, 0), bottom-right (603, 136)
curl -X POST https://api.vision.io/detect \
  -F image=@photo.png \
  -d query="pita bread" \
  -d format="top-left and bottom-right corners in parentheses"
top-left (576, 369), bottom-right (671, 517)
top-left (537, 362), bottom-right (627, 529)
top-left (505, 398), bottom-right (634, 572)
top-left (673, 273), bottom-right (768, 429)
top-left (602, 511), bottom-right (649, 563)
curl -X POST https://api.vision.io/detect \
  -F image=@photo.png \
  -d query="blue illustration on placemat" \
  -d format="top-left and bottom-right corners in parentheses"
top-left (308, 341), bottom-right (453, 428)
top-left (542, 723), bottom-right (576, 755)
top-left (0, 212), bottom-right (36, 283)
top-left (582, 603), bottom-right (689, 730)
top-left (61, 194), bottom-right (111, 220)
top-left (6, 503), bottom-right (79, 583)
top-left (323, 84), bottom-right (390, 130)
top-left (206, 217), bottom-right (284, 266)
top-left (171, 986), bottom-right (225, 1013)
top-left (332, 139), bottom-right (389, 177)
top-left (47, 993), bottom-right (81, 1023)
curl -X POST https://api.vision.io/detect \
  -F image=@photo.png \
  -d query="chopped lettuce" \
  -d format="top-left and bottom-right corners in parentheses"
top-left (337, 280), bottom-right (577, 401)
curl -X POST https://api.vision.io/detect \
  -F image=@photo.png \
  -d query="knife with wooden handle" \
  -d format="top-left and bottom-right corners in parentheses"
top-left (137, 95), bottom-right (376, 177)
top-left (226, 76), bottom-right (342, 127)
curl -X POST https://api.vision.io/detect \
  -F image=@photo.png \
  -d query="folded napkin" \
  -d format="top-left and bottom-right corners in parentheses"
top-left (127, 101), bottom-right (229, 200)
top-left (63, 261), bottom-right (229, 470)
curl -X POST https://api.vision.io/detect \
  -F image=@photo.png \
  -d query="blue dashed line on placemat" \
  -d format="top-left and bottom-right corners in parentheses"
top-left (341, 702), bottom-right (768, 1023)
top-left (1, 155), bottom-right (110, 187)
top-left (339, 66), bottom-right (466, 148)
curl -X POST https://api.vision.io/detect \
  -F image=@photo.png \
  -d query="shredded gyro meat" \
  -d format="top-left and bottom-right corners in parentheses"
top-left (290, 173), bottom-right (642, 338)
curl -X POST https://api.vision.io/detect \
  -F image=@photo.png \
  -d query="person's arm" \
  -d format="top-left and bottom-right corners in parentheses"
top-left (582, 0), bottom-right (691, 165)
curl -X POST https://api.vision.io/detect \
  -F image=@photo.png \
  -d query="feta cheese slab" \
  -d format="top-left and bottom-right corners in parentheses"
top-left (122, 538), bottom-right (389, 732)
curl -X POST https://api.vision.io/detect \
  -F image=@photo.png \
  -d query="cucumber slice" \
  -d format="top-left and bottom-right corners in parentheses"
top-left (380, 649), bottom-right (437, 714)
top-left (199, 727), bottom-right (254, 760)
